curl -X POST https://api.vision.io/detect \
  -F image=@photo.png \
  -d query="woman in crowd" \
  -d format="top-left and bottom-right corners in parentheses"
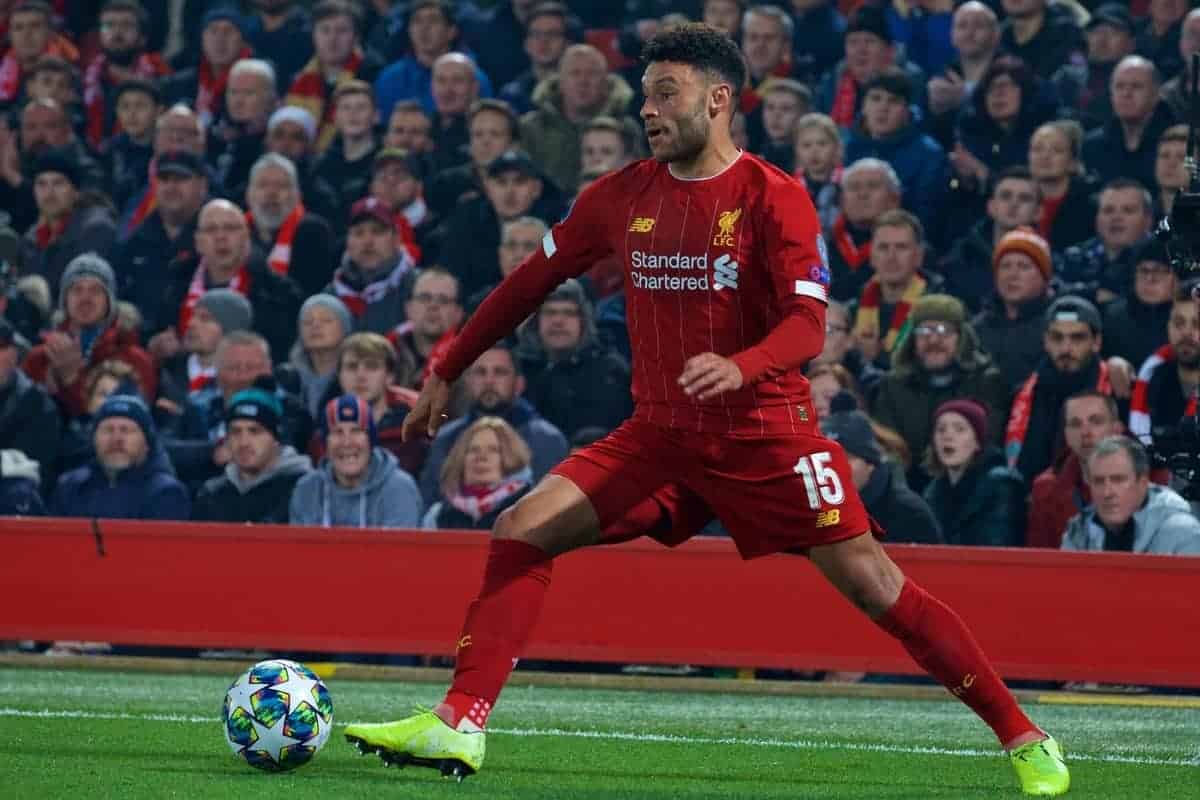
top-left (1029, 120), bottom-right (1098, 252)
top-left (423, 416), bottom-right (533, 531)
top-left (792, 112), bottom-right (842, 230)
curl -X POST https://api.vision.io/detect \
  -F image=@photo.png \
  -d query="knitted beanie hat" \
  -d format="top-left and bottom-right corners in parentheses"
top-left (993, 227), bottom-right (1052, 282)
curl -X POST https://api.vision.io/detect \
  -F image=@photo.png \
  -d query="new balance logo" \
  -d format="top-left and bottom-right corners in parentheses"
top-left (712, 253), bottom-right (739, 290)
top-left (815, 509), bottom-right (840, 527)
top-left (629, 217), bottom-right (655, 233)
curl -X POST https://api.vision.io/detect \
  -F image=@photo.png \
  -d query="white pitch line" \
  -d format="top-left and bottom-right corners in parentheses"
top-left (0, 707), bottom-right (1195, 769)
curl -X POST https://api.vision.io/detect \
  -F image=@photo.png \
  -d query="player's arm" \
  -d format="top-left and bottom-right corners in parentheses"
top-left (681, 178), bottom-right (829, 401)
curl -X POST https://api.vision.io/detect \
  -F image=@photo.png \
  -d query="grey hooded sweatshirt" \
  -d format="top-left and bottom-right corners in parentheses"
top-left (289, 447), bottom-right (422, 528)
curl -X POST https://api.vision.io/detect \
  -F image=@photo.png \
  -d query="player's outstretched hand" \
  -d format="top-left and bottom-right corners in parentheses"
top-left (402, 372), bottom-right (451, 442)
top-left (679, 352), bottom-right (744, 402)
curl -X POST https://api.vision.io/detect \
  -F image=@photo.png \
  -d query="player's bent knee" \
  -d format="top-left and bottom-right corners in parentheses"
top-left (489, 476), bottom-right (602, 556)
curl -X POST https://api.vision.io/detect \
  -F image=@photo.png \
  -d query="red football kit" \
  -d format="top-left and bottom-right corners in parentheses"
top-left (436, 152), bottom-right (879, 557)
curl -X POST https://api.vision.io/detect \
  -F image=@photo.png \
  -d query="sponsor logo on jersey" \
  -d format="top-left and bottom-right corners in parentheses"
top-left (713, 208), bottom-right (742, 247)
top-left (712, 253), bottom-right (739, 290)
top-left (629, 216), bottom-right (656, 233)
top-left (815, 509), bottom-right (840, 527)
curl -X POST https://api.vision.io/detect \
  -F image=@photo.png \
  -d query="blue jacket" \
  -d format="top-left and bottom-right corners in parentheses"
top-left (49, 446), bottom-right (190, 521)
top-left (843, 114), bottom-right (947, 224)
top-left (373, 56), bottom-right (493, 121)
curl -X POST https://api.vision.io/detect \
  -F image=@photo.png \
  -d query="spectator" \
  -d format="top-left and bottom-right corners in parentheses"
top-left (844, 68), bottom-right (946, 225)
top-left (972, 227), bottom-right (1055, 394)
top-left (515, 278), bottom-right (632, 438)
top-left (162, 9), bottom-right (252, 127)
top-left (117, 103), bottom-right (208, 237)
top-left (0, 448), bottom-right (44, 516)
top-left (20, 149), bottom-right (117, 299)
top-left (157, 288), bottom-right (253, 413)
top-left (940, 167), bottom-right (1040, 312)
top-left (578, 115), bottom-right (638, 177)
top-left (393, 267), bottom-right (464, 379)
top-left (1154, 124), bottom-right (1189, 217)
top-left (284, 0), bottom-right (381, 153)
top-left (192, 379), bottom-right (313, 524)
top-left (103, 79), bottom-right (161, 222)
top-left (789, 0), bottom-right (846, 85)
top-left (703, 0), bottom-right (743, 38)
top-left (291, 294), bottom-right (353, 419)
top-left (820, 395), bottom-right (942, 544)
top-left (1160, 9), bottom-right (1200, 121)
top-left (311, 80), bottom-right (380, 221)
top-left (922, 398), bottom-right (1025, 547)
top-left (23, 253), bottom-right (155, 417)
top-left (997, 0), bottom-right (1084, 81)
top-left (24, 55), bottom-right (82, 118)
top-left (499, 2), bottom-right (574, 115)
top-left (327, 196), bottom-right (418, 335)
top-left (1029, 120), bottom-right (1098, 253)
top-left (0, 1), bottom-right (79, 107)
top-left (1083, 55), bottom-right (1177, 193)
top-left (1059, 178), bottom-right (1155, 304)
top-left (210, 59), bottom-right (279, 200)
top-left (428, 99), bottom-right (519, 221)
top-left (1129, 281), bottom-right (1200, 448)
top-left (245, 0), bottom-right (314, 93)
top-left (926, 2), bottom-right (1000, 149)
top-left (383, 100), bottom-right (435, 155)
top-left (1007, 295), bottom-right (1118, 484)
top-left (419, 343), bottom-right (568, 506)
top-left (1066, 3), bottom-right (1136, 130)
top-left (262, 106), bottom-right (340, 226)
top-left (245, 153), bottom-right (335, 298)
top-left (290, 394), bottom-right (422, 528)
top-left (810, 300), bottom-right (881, 396)
top-left (422, 415), bottom-right (534, 530)
top-left (1027, 390), bottom-right (1125, 549)
top-left (1062, 436), bottom-right (1200, 554)
top-left (739, 5), bottom-right (797, 114)
top-left (1136, 0), bottom-right (1189, 81)
top-left (115, 149), bottom-right (208, 336)
top-left (756, 78), bottom-right (810, 170)
top-left (466, 216), bottom-right (548, 312)
top-left (158, 199), bottom-right (303, 363)
top-left (1102, 239), bottom-right (1175, 370)
top-left (366, 148), bottom-right (430, 255)
top-left (82, 0), bottom-right (172, 149)
top-left (54, 357), bottom-right (147, 476)
top-left (826, 158), bottom-right (902, 302)
top-left (851, 210), bottom-right (939, 369)
top-left (871, 294), bottom-right (1008, 487)
top-left (792, 112), bottom-right (842, 230)
top-left (0, 316), bottom-right (60, 489)
top-left (520, 43), bottom-right (633, 193)
top-left (49, 393), bottom-right (190, 520)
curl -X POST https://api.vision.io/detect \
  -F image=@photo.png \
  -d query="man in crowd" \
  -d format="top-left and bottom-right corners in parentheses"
top-left (926, 2), bottom-right (1000, 146)
top-left (48, 393), bottom-right (190, 520)
top-left (312, 79), bottom-right (380, 221)
top-left (162, 8), bottom-right (252, 126)
top-left (997, 0), bottom-right (1084, 80)
top-left (262, 105), bottom-right (340, 225)
top-left (245, 152), bottom-right (335, 298)
top-left (1067, 3), bottom-right (1136, 130)
top-left (739, 5), bottom-right (796, 116)
top-left (245, 0), bottom-right (314, 92)
top-left (826, 158), bottom-right (902, 303)
top-left (212, 58), bottom-right (278, 199)
top-left (1082, 55), bottom-right (1178, 191)
top-left (1129, 282), bottom-right (1200, 448)
top-left (104, 79), bottom-right (161, 216)
top-left (369, 148), bottom-right (432, 249)
top-left (428, 99), bottom-right (518, 221)
top-left (1101, 239), bottom-right (1176, 369)
top-left (0, 316), bottom-right (60, 489)
top-left (419, 343), bottom-right (568, 505)
top-left (429, 52), bottom-right (487, 173)
top-left (499, 2), bottom-right (574, 115)
top-left (579, 115), bottom-right (637, 176)
top-left (1159, 8), bottom-right (1200, 120)
top-left (393, 267), bottom-right (463, 377)
top-left (466, 215), bottom-right (548, 312)
top-left (116, 103), bottom-right (207, 236)
top-left (1059, 178), bottom-right (1155, 304)
top-left (817, 5), bottom-right (921, 130)
top-left (0, 0), bottom-right (79, 107)
top-left (157, 288), bottom-right (253, 413)
top-left (327, 196), bottom-right (417, 335)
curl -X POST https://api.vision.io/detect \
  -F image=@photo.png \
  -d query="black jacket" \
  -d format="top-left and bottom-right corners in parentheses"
top-left (311, 137), bottom-right (379, 224)
top-left (973, 294), bottom-right (1052, 396)
top-left (858, 463), bottom-right (943, 545)
top-left (115, 210), bottom-right (198, 336)
top-left (20, 202), bottom-right (118, 299)
top-left (249, 211), bottom-right (336, 299)
top-left (517, 341), bottom-right (633, 440)
top-left (938, 218), bottom-right (994, 314)
top-left (1082, 102), bottom-right (1177, 193)
top-left (0, 369), bottom-right (62, 490)
top-left (1044, 175), bottom-right (1098, 254)
top-left (191, 449), bottom-right (311, 525)
top-left (430, 483), bottom-right (531, 531)
top-left (923, 448), bottom-right (1026, 547)
top-left (1101, 294), bottom-right (1171, 370)
top-left (998, 4), bottom-right (1085, 80)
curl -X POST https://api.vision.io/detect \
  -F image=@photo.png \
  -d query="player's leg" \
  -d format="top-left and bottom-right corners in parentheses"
top-left (807, 533), bottom-right (1069, 796)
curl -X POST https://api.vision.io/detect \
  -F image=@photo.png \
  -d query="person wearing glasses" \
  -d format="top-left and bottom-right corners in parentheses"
top-left (870, 293), bottom-right (1008, 491)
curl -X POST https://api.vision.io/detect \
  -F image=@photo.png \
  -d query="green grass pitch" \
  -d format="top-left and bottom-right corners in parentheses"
top-left (0, 665), bottom-right (1197, 798)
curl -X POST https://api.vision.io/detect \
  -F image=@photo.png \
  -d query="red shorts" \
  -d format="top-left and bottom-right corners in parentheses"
top-left (550, 419), bottom-right (884, 559)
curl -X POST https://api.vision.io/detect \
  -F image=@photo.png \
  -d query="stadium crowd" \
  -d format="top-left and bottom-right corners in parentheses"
top-left (1, 0), bottom-right (1199, 556)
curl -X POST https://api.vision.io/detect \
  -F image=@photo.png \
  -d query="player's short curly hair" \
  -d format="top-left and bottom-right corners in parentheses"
top-left (641, 22), bottom-right (747, 102)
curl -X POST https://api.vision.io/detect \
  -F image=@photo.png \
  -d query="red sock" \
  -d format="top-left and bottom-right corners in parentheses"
top-left (440, 539), bottom-right (553, 730)
top-left (875, 579), bottom-right (1040, 747)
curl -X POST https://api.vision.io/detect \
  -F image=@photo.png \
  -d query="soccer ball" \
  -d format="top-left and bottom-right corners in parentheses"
top-left (222, 659), bottom-right (335, 771)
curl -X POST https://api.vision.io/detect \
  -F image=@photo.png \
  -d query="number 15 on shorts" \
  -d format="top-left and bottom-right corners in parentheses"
top-left (793, 452), bottom-right (845, 509)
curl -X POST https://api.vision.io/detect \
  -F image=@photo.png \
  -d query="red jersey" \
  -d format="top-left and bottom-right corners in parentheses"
top-left (436, 152), bottom-right (830, 436)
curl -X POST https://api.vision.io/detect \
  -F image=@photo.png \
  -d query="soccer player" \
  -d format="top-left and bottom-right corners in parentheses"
top-left (344, 24), bottom-right (1070, 796)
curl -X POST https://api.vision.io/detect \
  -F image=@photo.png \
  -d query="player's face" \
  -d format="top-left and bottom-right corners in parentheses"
top-left (1043, 321), bottom-right (1099, 374)
top-left (994, 252), bottom-right (1046, 305)
top-left (869, 224), bottom-right (922, 285)
top-left (1088, 451), bottom-right (1150, 530)
top-left (183, 305), bottom-right (225, 356)
top-left (986, 178), bottom-right (1039, 230)
top-left (933, 412), bottom-right (980, 472)
top-left (462, 428), bottom-right (504, 485)
top-left (1134, 259), bottom-right (1175, 305)
top-left (464, 349), bottom-right (522, 411)
top-left (1168, 300), bottom-right (1200, 368)
top-left (300, 305), bottom-right (346, 352)
top-left (538, 300), bottom-right (583, 356)
top-left (340, 355), bottom-right (390, 403)
top-left (346, 219), bottom-right (398, 272)
top-left (1096, 188), bottom-right (1151, 251)
top-left (95, 418), bottom-right (149, 473)
top-left (228, 419), bottom-right (280, 477)
top-left (328, 422), bottom-right (372, 484)
top-left (641, 62), bottom-right (713, 165)
top-left (794, 127), bottom-right (839, 179)
top-left (1064, 396), bottom-right (1120, 462)
top-left (913, 320), bottom-right (960, 372)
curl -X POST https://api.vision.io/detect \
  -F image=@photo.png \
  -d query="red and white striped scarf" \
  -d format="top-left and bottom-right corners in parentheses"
top-left (0, 36), bottom-right (78, 102)
top-left (1006, 361), bottom-right (1111, 468)
top-left (247, 204), bottom-right (305, 276)
top-left (1128, 345), bottom-right (1199, 443)
top-left (196, 47), bottom-right (250, 125)
top-left (178, 260), bottom-right (253, 334)
top-left (331, 255), bottom-right (414, 318)
top-left (447, 470), bottom-right (531, 522)
top-left (83, 51), bottom-right (172, 148)
top-left (187, 353), bottom-right (216, 394)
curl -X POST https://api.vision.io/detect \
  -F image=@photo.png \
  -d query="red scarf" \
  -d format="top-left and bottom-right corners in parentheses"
top-left (196, 47), bottom-right (251, 124)
top-left (830, 70), bottom-right (859, 128)
top-left (331, 257), bottom-right (414, 317)
top-left (447, 470), bottom-right (531, 522)
top-left (34, 214), bottom-right (70, 250)
top-left (1006, 361), bottom-right (1111, 469)
top-left (83, 51), bottom-right (172, 148)
top-left (0, 36), bottom-right (78, 102)
top-left (178, 260), bottom-right (253, 333)
top-left (831, 214), bottom-right (870, 270)
top-left (187, 353), bottom-right (216, 394)
top-left (283, 49), bottom-right (364, 152)
top-left (124, 165), bottom-right (158, 238)
top-left (247, 204), bottom-right (305, 275)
